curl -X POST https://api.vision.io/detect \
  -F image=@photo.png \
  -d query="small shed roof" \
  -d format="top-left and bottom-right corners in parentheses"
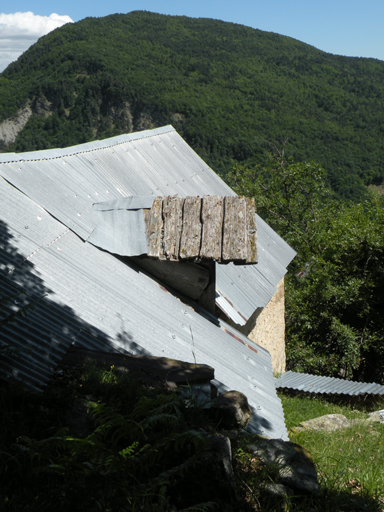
top-left (275, 371), bottom-right (384, 396)
top-left (89, 194), bottom-right (258, 264)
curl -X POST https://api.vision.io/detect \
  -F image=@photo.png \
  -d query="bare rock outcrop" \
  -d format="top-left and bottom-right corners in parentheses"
top-left (0, 104), bottom-right (32, 147)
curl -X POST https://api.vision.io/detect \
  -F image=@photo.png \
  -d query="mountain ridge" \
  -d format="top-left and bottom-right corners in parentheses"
top-left (1, 10), bottom-right (384, 200)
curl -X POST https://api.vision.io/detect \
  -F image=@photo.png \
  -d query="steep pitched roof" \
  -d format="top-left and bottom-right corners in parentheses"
top-left (0, 125), bottom-right (296, 325)
top-left (0, 125), bottom-right (294, 439)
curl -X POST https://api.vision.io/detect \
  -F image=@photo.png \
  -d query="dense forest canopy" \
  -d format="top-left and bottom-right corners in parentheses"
top-left (228, 154), bottom-right (384, 383)
top-left (1, 11), bottom-right (384, 200)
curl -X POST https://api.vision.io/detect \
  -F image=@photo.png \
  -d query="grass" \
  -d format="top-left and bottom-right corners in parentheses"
top-left (279, 391), bottom-right (384, 511)
top-left (280, 392), bottom-right (381, 428)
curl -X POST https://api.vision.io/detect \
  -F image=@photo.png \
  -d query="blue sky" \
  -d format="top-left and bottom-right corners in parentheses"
top-left (1, 1), bottom-right (383, 72)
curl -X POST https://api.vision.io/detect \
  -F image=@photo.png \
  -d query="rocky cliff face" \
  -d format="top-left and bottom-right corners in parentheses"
top-left (0, 104), bottom-right (32, 147)
top-left (0, 94), bottom-right (156, 152)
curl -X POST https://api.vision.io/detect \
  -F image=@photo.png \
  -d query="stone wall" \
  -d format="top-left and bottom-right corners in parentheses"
top-left (224, 277), bottom-right (286, 374)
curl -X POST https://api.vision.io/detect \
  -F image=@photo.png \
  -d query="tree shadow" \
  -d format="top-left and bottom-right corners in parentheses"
top-left (0, 218), bottom-right (138, 390)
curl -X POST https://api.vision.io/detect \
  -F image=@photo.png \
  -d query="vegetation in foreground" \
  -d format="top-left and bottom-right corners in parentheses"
top-left (1, 362), bottom-right (225, 511)
top-left (1, 362), bottom-right (384, 511)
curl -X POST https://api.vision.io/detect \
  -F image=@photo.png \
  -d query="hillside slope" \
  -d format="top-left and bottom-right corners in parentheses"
top-left (1, 10), bottom-right (384, 199)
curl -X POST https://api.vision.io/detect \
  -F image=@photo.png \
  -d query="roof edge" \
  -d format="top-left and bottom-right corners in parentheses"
top-left (0, 125), bottom-right (176, 164)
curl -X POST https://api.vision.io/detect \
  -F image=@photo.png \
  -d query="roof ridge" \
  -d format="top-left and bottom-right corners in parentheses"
top-left (0, 125), bottom-right (175, 164)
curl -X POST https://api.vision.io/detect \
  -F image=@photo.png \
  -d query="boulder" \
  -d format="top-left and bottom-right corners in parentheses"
top-left (366, 409), bottom-right (384, 423)
top-left (292, 413), bottom-right (350, 433)
top-left (211, 434), bottom-right (236, 490)
top-left (248, 437), bottom-right (319, 495)
top-left (210, 390), bottom-right (252, 428)
top-left (349, 410), bottom-right (384, 425)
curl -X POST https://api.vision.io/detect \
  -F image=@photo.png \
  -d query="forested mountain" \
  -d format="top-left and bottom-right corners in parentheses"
top-left (1, 10), bottom-right (384, 199)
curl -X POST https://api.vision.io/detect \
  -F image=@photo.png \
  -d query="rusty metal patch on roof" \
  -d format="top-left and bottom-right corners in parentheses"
top-left (223, 328), bottom-right (258, 353)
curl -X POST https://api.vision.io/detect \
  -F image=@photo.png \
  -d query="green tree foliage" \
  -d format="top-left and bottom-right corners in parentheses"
top-left (228, 154), bottom-right (384, 383)
top-left (1, 11), bottom-right (384, 199)
top-left (228, 144), bottom-right (332, 266)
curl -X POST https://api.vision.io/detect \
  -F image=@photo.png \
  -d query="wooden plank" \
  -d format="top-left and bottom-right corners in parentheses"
top-left (180, 196), bottom-right (202, 259)
top-left (222, 196), bottom-right (247, 263)
top-left (246, 197), bottom-right (258, 264)
top-left (162, 195), bottom-right (184, 260)
top-left (145, 194), bottom-right (257, 264)
top-left (200, 195), bottom-right (224, 261)
top-left (145, 196), bottom-right (164, 259)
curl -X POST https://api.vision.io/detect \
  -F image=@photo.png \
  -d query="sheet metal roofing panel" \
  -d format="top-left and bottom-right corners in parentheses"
top-left (0, 127), bottom-right (174, 164)
top-left (0, 126), bottom-right (235, 240)
top-left (256, 215), bottom-right (297, 269)
top-left (0, 180), bottom-right (70, 284)
top-left (275, 371), bottom-right (384, 396)
top-left (0, 159), bottom-right (97, 240)
top-left (0, 282), bottom-right (85, 392)
top-left (88, 196), bottom-right (154, 256)
top-left (215, 215), bottom-right (295, 324)
top-left (87, 209), bottom-right (149, 256)
top-left (93, 196), bottom-right (155, 211)
top-left (0, 178), bottom-right (288, 439)
top-left (0, 125), bottom-right (295, 324)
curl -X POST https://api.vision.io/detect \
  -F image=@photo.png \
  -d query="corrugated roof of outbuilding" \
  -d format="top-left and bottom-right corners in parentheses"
top-left (275, 371), bottom-right (384, 396)
top-left (0, 126), bottom-right (296, 325)
top-left (0, 176), bottom-right (288, 439)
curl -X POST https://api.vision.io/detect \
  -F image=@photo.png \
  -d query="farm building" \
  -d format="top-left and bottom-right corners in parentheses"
top-left (0, 126), bottom-right (295, 439)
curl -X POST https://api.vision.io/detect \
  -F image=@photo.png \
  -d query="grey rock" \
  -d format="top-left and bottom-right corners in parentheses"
top-left (260, 481), bottom-right (295, 510)
top-left (350, 410), bottom-right (384, 425)
top-left (0, 104), bottom-right (32, 146)
top-left (292, 413), bottom-right (350, 433)
top-left (211, 434), bottom-right (236, 490)
top-left (366, 410), bottom-right (384, 423)
top-left (261, 482), bottom-right (294, 498)
top-left (248, 438), bottom-right (319, 495)
top-left (210, 390), bottom-right (252, 428)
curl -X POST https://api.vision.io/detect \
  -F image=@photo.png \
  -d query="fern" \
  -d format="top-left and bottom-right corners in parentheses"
top-left (118, 441), bottom-right (138, 458)
top-left (2, 361), bottom-right (223, 510)
top-left (154, 429), bottom-right (208, 455)
top-left (88, 402), bottom-right (144, 446)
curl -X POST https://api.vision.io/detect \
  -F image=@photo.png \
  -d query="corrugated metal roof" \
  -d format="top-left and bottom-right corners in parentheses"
top-left (0, 126), bottom-right (295, 325)
top-left (88, 209), bottom-right (149, 256)
top-left (275, 371), bottom-right (384, 396)
top-left (0, 176), bottom-right (288, 440)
